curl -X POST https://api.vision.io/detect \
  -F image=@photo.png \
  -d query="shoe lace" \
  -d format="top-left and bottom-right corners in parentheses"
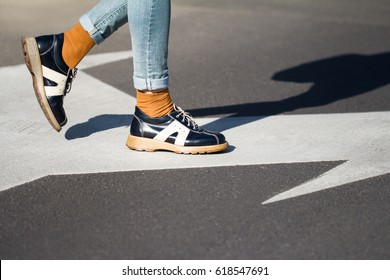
top-left (64, 68), bottom-right (78, 95)
top-left (174, 104), bottom-right (199, 129)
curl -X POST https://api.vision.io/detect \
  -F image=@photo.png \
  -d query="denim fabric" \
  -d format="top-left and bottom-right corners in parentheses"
top-left (79, 0), bottom-right (170, 91)
top-left (79, 0), bottom-right (128, 45)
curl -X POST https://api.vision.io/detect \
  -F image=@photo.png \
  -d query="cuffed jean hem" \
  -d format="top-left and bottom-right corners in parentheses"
top-left (79, 14), bottom-right (105, 45)
top-left (133, 76), bottom-right (169, 91)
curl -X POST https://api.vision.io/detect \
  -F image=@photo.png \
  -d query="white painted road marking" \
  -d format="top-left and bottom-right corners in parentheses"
top-left (0, 51), bottom-right (389, 204)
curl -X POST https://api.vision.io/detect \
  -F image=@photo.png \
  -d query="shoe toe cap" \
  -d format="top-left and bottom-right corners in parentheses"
top-left (215, 131), bottom-right (227, 145)
top-left (185, 130), bottom-right (227, 146)
top-left (47, 96), bottom-right (67, 126)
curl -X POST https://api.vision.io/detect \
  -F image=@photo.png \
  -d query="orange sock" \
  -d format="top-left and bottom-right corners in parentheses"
top-left (136, 89), bottom-right (174, 118)
top-left (62, 23), bottom-right (95, 68)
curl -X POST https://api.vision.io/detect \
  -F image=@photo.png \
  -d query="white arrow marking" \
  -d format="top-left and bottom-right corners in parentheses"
top-left (262, 113), bottom-right (390, 204)
top-left (0, 51), bottom-right (389, 205)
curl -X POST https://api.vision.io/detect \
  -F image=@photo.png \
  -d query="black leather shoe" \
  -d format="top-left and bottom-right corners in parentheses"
top-left (22, 34), bottom-right (77, 131)
top-left (127, 105), bottom-right (229, 154)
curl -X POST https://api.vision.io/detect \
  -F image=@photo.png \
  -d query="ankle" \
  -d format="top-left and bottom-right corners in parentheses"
top-left (62, 23), bottom-right (95, 68)
top-left (136, 89), bottom-right (174, 118)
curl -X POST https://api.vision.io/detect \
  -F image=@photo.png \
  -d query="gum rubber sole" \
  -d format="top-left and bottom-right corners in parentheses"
top-left (21, 37), bottom-right (62, 132)
top-left (126, 135), bottom-right (229, 154)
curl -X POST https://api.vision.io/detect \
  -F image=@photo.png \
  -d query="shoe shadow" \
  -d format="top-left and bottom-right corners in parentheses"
top-left (65, 114), bottom-right (132, 140)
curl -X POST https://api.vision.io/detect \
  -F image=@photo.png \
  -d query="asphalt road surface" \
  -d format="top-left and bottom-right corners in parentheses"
top-left (0, 0), bottom-right (389, 259)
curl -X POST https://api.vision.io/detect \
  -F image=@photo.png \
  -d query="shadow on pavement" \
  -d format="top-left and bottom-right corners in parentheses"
top-left (65, 114), bottom-right (132, 140)
top-left (66, 52), bottom-right (390, 137)
top-left (193, 52), bottom-right (390, 131)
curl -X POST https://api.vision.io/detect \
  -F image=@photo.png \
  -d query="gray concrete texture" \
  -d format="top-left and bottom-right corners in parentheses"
top-left (1, 0), bottom-right (390, 259)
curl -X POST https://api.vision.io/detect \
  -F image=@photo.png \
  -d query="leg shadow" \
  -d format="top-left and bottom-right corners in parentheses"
top-left (191, 52), bottom-right (390, 132)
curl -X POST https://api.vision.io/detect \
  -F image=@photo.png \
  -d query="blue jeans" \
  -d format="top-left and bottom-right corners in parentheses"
top-left (79, 0), bottom-right (170, 91)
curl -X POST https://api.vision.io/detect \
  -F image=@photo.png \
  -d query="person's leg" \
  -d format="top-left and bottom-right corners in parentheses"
top-left (22, 0), bottom-right (128, 131)
top-left (125, 0), bottom-right (228, 154)
top-left (127, 0), bottom-right (173, 118)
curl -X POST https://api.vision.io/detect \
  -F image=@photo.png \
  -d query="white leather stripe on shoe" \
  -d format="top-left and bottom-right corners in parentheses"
top-left (42, 65), bottom-right (67, 97)
top-left (44, 86), bottom-right (65, 97)
top-left (153, 121), bottom-right (190, 146)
